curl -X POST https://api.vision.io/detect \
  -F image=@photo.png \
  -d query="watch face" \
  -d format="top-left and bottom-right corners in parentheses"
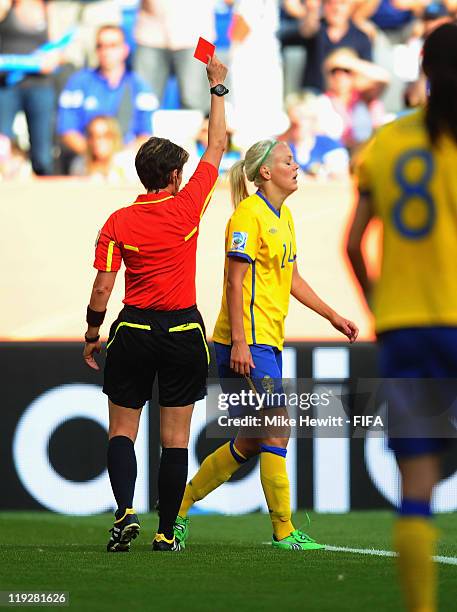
top-left (214, 84), bottom-right (227, 95)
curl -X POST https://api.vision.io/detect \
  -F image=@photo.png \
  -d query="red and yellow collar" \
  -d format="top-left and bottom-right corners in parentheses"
top-left (134, 191), bottom-right (174, 205)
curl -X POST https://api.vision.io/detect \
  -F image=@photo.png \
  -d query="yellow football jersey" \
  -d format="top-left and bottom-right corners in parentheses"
top-left (356, 108), bottom-right (457, 333)
top-left (213, 191), bottom-right (297, 350)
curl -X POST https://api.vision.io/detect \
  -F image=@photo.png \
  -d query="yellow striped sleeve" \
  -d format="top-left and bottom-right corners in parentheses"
top-left (106, 240), bottom-right (115, 272)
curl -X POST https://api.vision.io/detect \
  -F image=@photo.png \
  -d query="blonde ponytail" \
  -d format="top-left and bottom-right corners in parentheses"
top-left (229, 139), bottom-right (278, 209)
top-left (229, 159), bottom-right (249, 209)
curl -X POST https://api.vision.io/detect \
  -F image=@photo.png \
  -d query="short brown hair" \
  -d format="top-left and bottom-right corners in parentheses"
top-left (135, 137), bottom-right (189, 191)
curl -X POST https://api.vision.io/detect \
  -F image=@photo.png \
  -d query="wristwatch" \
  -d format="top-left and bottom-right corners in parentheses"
top-left (210, 84), bottom-right (229, 96)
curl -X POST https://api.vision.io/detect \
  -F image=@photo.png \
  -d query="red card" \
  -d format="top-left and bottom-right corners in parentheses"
top-left (194, 37), bottom-right (215, 64)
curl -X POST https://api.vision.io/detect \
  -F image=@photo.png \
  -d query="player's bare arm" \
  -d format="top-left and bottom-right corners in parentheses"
top-left (346, 192), bottom-right (374, 309)
top-left (83, 270), bottom-right (117, 370)
top-left (226, 256), bottom-right (255, 375)
top-left (291, 262), bottom-right (358, 343)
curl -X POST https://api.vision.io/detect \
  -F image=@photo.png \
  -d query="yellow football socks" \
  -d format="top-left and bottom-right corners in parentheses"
top-left (394, 517), bottom-right (438, 612)
top-left (260, 447), bottom-right (294, 541)
top-left (178, 441), bottom-right (247, 518)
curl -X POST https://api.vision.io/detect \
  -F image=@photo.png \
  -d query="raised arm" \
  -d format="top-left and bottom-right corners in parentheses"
top-left (299, 0), bottom-right (322, 38)
top-left (283, 0), bottom-right (307, 19)
top-left (392, 0), bottom-right (433, 13)
top-left (201, 55), bottom-right (228, 170)
top-left (352, 0), bottom-right (429, 20)
top-left (352, 0), bottom-right (382, 22)
top-left (83, 270), bottom-right (117, 370)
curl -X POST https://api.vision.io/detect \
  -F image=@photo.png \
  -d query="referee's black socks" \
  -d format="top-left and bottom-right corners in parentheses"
top-left (158, 447), bottom-right (188, 540)
top-left (107, 435), bottom-right (137, 518)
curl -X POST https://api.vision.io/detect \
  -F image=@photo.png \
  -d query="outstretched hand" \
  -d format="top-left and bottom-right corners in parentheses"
top-left (330, 314), bottom-right (359, 344)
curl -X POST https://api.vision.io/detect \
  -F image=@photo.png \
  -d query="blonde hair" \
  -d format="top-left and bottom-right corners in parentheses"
top-left (86, 116), bottom-right (122, 157)
top-left (229, 139), bottom-right (277, 209)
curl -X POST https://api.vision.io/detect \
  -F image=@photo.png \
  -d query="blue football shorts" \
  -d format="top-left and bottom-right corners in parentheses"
top-left (378, 327), bottom-right (457, 458)
top-left (214, 342), bottom-right (285, 417)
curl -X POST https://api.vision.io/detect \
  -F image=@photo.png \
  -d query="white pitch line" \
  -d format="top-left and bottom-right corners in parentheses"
top-left (326, 546), bottom-right (457, 565)
top-left (263, 543), bottom-right (457, 565)
top-left (325, 545), bottom-right (396, 558)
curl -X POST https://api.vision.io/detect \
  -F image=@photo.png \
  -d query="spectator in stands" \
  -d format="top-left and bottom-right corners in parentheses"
top-left (353, 0), bottom-right (417, 43)
top-left (0, 0), bottom-right (61, 175)
top-left (0, 133), bottom-right (32, 180)
top-left (322, 47), bottom-right (389, 149)
top-left (57, 24), bottom-right (157, 158)
top-left (281, 0), bottom-right (372, 92)
top-left (133, 0), bottom-right (217, 112)
top-left (47, 0), bottom-right (123, 69)
top-left (280, 0), bottom-right (308, 96)
top-left (283, 91), bottom-right (349, 179)
top-left (398, 2), bottom-right (455, 114)
top-left (354, 0), bottom-right (457, 41)
top-left (69, 115), bottom-right (137, 183)
top-left (230, 0), bottom-right (288, 148)
top-left (409, 1), bottom-right (455, 38)
top-left (351, 1), bottom-right (442, 113)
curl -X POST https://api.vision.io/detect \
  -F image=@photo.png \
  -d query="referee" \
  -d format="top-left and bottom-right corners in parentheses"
top-left (83, 55), bottom-right (228, 552)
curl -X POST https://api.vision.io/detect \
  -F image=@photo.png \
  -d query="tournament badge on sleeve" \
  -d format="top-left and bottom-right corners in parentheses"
top-left (230, 231), bottom-right (248, 253)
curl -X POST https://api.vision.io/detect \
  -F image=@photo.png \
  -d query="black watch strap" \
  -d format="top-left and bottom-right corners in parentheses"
top-left (85, 333), bottom-right (100, 344)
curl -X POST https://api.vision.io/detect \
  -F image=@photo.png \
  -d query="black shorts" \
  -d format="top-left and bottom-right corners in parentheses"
top-left (103, 304), bottom-right (209, 408)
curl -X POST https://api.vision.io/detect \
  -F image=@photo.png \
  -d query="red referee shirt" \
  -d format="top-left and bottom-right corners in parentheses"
top-left (94, 160), bottom-right (218, 310)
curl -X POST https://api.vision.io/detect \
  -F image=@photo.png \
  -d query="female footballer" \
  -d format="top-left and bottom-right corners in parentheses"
top-left (174, 138), bottom-right (358, 550)
top-left (347, 23), bottom-right (457, 612)
top-left (82, 55), bottom-right (229, 552)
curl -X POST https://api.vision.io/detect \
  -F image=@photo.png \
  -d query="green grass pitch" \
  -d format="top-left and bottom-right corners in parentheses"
top-left (1, 511), bottom-right (456, 611)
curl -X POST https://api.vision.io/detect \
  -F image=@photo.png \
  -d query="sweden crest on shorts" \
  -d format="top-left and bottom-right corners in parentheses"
top-left (261, 375), bottom-right (275, 394)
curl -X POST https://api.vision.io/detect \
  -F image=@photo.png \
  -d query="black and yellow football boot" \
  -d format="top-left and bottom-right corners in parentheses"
top-left (152, 533), bottom-right (182, 552)
top-left (107, 508), bottom-right (140, 552)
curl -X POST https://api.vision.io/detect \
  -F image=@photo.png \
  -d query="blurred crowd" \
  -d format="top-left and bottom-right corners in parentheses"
top-left (0, 0), bottom-right (456, 183)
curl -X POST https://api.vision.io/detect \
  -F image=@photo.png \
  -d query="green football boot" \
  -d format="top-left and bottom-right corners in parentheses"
top-left (173, 515), bottom-right (190, 548)
top-left (271, 529), bottom-right (324, 551)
